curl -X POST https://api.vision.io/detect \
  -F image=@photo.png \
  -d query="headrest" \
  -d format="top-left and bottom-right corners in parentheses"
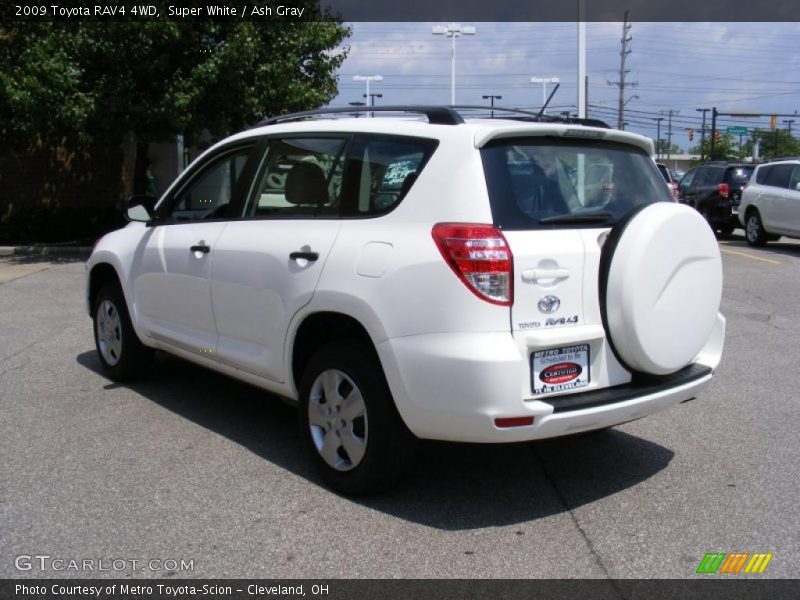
top-left (285, 162), bottom-right (328, 205)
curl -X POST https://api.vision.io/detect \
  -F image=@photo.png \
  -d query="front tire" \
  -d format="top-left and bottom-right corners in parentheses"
top-left (745, 210), bottom-right (768, 246)
top-left (92, 282), bottom-right (152, 381)
top-left (298, 341), bottom-right (418, 495)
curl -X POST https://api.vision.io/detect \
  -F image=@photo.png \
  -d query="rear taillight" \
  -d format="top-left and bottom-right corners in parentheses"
top-left (431, 223), bottom-right (513, 306)
top-left (717, 183), bottom-right (730, 198)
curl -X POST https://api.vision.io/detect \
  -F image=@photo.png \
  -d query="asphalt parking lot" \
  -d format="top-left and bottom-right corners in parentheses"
top-left (1, 235), bottom-right (799, 579)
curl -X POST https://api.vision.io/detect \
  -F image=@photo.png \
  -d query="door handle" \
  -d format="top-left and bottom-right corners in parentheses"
top-left (521, 268), bottom-right (570, 284)
top-left (290, 251), bottom-right (319, 262)
top-left (190, 244), bottom-right (211, 254)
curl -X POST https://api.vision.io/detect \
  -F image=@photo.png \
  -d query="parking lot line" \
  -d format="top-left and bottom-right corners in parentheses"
top-left (719, 247), bottom-right (782, 266)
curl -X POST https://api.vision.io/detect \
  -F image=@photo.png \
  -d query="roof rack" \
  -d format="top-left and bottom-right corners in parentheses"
top-left (256, 105), bottom-right (464, 127)
top-left (254, 105), bottom-right (610, 129)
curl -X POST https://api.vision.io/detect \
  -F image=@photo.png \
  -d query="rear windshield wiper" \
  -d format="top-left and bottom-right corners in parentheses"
top-left (539, 212), bottom-right (614, 224)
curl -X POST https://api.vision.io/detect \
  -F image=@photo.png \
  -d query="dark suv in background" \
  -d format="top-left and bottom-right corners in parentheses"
top-left (678, 162), bottom-right (755, 235)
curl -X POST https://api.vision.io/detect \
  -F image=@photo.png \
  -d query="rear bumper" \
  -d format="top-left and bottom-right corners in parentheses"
top-left (708, 205), bottom-right (739, 228)
top-left (378, 313), bottom-right (725, 443)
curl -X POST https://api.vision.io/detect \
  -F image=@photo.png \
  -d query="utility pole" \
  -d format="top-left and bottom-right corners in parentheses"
top-left (696, 108), bottom-right (710, 161)
top-left (710, 107), bottom-right (718, 160)
top-left (653, 117), bottom-right (664, 160)
top-left (607, 12), bottom-right (636, 130)
top-left (661, 109), bottom-right (679, 163)
top-left (783, 119), bottom-right (795, 135)
top-left (482, 94), bottom-right (502, 118)
top-left (432, 23), bottom-right (476, 104)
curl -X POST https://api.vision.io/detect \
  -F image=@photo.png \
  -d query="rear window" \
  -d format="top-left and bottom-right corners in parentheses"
top-left (481, 138), bottom-right (672, 230)
top-left (725, 167), bottom-right (754, 186)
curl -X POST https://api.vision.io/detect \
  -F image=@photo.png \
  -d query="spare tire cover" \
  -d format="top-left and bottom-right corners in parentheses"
top-left (603, 202), bottom-right (722, 375)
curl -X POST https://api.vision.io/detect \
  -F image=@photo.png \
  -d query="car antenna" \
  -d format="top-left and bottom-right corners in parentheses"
top-left (535, 83), bottom-right (561, 119)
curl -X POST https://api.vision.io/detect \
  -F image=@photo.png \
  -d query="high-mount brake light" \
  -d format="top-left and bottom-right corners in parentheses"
top-left (431, 223), bottom-right (513, 306)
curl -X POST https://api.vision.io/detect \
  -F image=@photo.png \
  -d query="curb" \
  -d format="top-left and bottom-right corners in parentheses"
top-left (0, 245), bottom-right (92, 259)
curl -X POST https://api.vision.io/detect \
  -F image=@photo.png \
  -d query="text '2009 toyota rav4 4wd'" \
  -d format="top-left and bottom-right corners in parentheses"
top-left (87, 106), bottom-right (725, 494)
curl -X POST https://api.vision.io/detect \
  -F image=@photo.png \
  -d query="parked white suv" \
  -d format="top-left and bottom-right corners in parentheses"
top-left (87, 106), bottom-right (725, 494)
top-left (739, 159), bottom-right (800, 246)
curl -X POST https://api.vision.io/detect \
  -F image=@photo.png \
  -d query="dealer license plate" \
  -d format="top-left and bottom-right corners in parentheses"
top-left (531, 344), bottom-right (590, 395)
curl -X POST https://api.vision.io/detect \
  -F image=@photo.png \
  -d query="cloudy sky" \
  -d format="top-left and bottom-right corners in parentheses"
top-left (329, 22), bottom-right (800, 152)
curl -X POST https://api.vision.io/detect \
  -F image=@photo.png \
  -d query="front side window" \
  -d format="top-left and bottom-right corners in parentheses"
top-left (169, 149), bottom-right (251, 221)
top-left (481, 138), bottom-right (672, 230)
top-left (245, 137), bottom-right (347, 217)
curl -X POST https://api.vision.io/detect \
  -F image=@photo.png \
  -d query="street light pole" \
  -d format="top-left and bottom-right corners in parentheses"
top-left (530, 77), bottom-right (560, 114)
top-left (353, 75), bottom-right (383, 117)
top-left (482, 94), bottom-right (502, 118)
top-left (364, 93), bottom-right (383, 108)
top-left (577, 0), bottom-right (586, 119)
top-left (432, 24), bottom-right (476, 105)
top-left (348, 101), bottom-right (365, 118)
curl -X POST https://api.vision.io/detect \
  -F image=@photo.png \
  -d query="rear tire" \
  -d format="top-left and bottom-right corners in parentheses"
top-left (718, 225), bottom-right (735, 237)
top-left (298, 341), bottom-right (418, 495)
top-left (745, 210), bottom-right (768, 246)
top-left (92, 282), bottom-right (153, 381)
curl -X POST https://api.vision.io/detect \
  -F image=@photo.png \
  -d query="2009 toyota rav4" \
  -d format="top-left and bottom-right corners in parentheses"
top-left (87, 106), bottom-right (725, 494)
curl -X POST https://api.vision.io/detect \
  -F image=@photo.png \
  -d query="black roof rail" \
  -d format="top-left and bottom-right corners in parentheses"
top-left (449, 105), bottom-right (611, 128)
top-left (765, 156), bottom-right (800, 163)
top-left (255, 105), bottom-right (464, 127)
top-left (254, 104), bottom-right (613, 129)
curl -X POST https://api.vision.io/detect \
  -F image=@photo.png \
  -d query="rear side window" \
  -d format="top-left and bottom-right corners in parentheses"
top-left (657, 164), bottom-right (671, 183)
top-left (481, 138), bottom-right (672, 230)
top-left (755, 165), bottom-right (773, 185)
top-left (764, 164), bottom-right (794, 189)
top-left (342, 135), bottom-right (438, 217)
top-left (696, 168), bottom-right (723, 186)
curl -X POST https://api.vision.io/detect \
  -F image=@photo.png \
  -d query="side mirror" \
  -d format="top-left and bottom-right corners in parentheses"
top-left (125, 195), bottom-right (156, 223)
top-left (795, 182), bottom-right (800, 192)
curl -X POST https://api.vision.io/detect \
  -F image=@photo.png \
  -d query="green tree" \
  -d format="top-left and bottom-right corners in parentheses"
top-left (690, 132), bottom-right (738, 162)
top-left (745, 129), bottom-right (800, 161)
top-left (655, 140), bottom-right (682, 157)
top-left (1, 12), bottom-right (350, 188)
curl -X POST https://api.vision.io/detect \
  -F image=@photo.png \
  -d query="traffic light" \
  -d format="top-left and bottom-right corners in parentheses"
top-left (713, 130), bottom-right (720, 143)
top-left (688, 128), bottom-right (694, 141)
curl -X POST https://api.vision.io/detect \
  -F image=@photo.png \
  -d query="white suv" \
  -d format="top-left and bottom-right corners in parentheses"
top-left (739, 159), bottom-right (800, 246)
top-left (87, 106), bottom-right (725, 494)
